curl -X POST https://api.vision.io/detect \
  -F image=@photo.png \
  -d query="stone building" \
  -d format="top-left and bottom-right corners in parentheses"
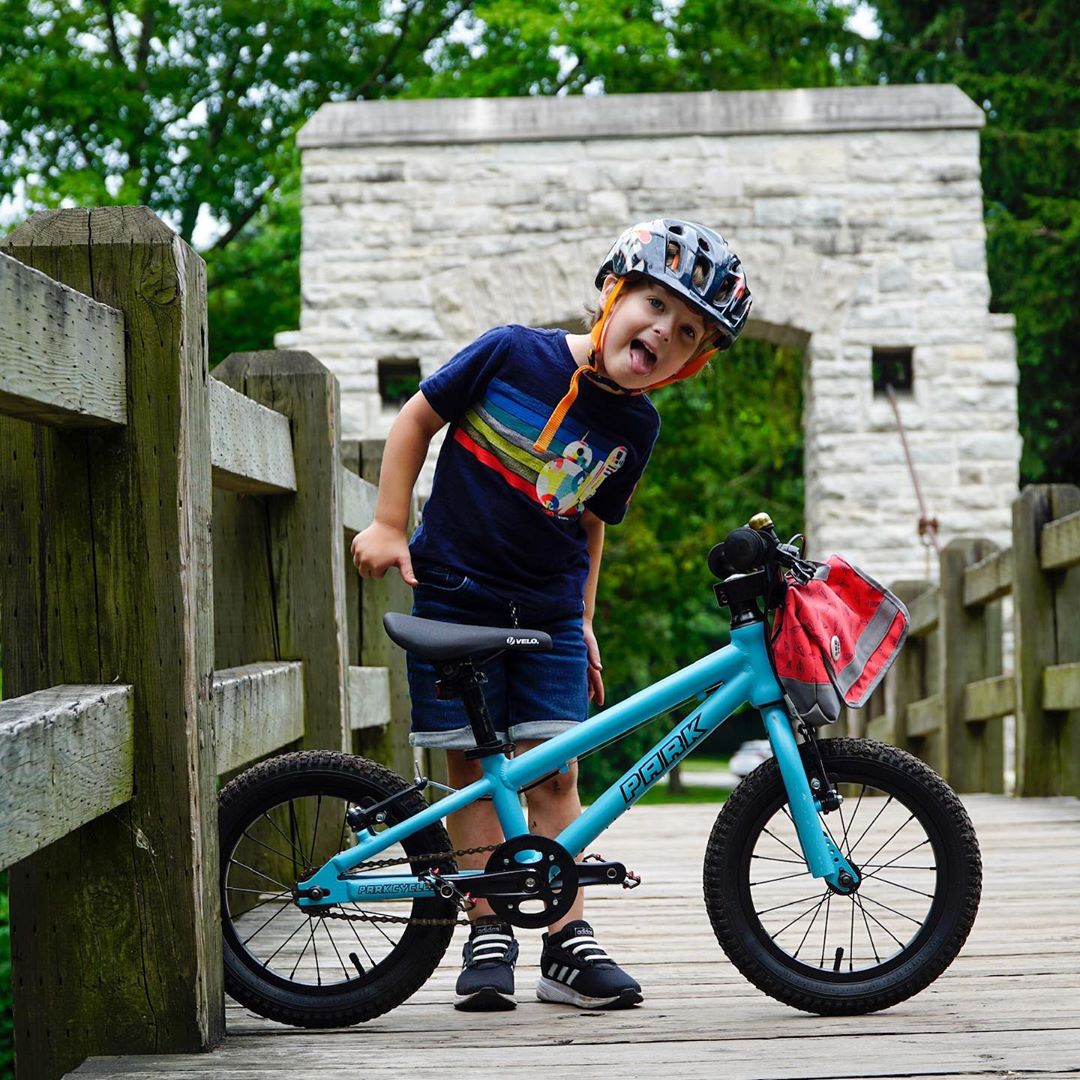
top-left (277, 85), bottom-right (1020, 583)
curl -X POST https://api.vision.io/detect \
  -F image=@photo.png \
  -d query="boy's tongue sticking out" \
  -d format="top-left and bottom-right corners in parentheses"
top-left (628, 338), bottom-right (656, 376)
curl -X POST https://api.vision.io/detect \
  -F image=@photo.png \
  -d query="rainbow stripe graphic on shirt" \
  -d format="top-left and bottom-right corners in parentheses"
top-left (454, 378), bottom-right (628, 518)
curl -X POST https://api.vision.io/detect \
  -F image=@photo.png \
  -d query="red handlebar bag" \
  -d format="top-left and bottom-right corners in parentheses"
top-left (769, 556), bottom-right (909, 727)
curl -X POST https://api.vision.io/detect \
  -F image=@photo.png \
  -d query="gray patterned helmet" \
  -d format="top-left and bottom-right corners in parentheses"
top-left (595, 219), bottom-right (752, 349)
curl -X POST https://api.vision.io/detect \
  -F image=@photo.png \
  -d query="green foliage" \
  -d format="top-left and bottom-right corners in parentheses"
top-left (579, 337), bottom-right (804, 797)
top-left (867, 2), bottom-right (1080, 484)
top-left (1, 872), bottom-right (11, 1078)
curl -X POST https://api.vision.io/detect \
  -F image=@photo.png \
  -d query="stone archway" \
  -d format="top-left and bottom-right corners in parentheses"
top-left (279, 85), bottom-right (1019, 580)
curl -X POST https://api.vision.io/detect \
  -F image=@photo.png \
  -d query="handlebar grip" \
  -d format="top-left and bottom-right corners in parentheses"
top-left (722, 528), bottom-right (772, 573)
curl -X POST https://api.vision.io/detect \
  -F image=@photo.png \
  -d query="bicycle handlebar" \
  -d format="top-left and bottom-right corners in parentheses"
top-left (707, 517), bottom-right (816, 585)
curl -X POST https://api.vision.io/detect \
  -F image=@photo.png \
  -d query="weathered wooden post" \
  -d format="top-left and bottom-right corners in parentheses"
top-left (0, 207), bottom-right (222, 1078)
top-left (939, 539), bottom-right (1003, 792)
top-left (359, 438), bottom-right (419, 779)
top-left (1013, 485), bottom-right (1080, 796)
top-left (213, 351), bottom-right (349, 752)
top-left (872, 580), bottom-right (930, 748)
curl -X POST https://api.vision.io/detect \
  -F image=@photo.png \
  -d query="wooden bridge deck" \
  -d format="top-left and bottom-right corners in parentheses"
top-left (71, 794), bottom-right (1080, 1080)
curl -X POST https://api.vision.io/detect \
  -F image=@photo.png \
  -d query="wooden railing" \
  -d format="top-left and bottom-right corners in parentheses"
top-left (859, 486), bottom-right (1080, 796)
top-left (0, 207), bottom-right (411, 1080)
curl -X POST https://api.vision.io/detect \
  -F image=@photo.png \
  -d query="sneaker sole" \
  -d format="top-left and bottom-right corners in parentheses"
top-left (535, 977), bottom-right (643, 1010)
top-left (455, 988), bottom-right (517, 1012)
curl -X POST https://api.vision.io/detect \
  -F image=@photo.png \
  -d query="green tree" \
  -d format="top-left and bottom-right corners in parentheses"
top-left (0, 0), bottom-right (473, 364)
top-left (867, 2), bottom-right (1080, 484)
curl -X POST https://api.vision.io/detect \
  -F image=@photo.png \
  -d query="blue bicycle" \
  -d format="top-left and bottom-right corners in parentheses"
top-left (219, 517), bottom-right (982, 1026)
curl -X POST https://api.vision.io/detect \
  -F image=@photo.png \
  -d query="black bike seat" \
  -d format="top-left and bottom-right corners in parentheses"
top-left (383, 612), bottom-right (553, 662)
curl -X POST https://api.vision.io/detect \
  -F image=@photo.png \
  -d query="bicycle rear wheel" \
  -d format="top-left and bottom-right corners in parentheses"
top-left (704, 738), bottom-right (981, 1014)
top-left (219, 751), bottom-right (457, 1027)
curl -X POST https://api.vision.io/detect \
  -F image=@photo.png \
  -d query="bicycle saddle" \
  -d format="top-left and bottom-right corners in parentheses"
top-left (383, 612), bottom-right (553, 662)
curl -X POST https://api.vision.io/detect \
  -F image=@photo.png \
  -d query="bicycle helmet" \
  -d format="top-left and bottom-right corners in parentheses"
top-left (532, 219), bottom-right (751, 454)
top-left (596, 218), bottom-right (752, 351)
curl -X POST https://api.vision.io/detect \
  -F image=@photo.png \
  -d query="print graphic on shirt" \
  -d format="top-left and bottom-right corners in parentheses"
top-left (454, 378), bottom-right (629, 518)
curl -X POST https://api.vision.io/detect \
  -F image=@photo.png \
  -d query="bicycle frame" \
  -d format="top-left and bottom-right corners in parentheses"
top-left (297, 618), bottom-right (859, 909)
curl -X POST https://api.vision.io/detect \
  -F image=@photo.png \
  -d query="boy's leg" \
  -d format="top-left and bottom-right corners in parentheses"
top-left (445, 749), bottom-right (519, 1011)
top-left (516, 740), bottom-right (585, 929)
top-left (444, 750), bottom-right (504, 921)
top-left (516, 740), bottom-right (642, 1010)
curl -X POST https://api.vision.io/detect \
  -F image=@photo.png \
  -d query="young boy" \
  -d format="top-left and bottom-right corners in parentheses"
top-left (351, 218), bottom-right (751, 1011)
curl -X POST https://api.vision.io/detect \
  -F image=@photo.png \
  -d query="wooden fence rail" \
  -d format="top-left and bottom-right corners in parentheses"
top-left (861, 485), bottom-right (1080, 797)
top-left (0, 208), bottom-right (398, 1080)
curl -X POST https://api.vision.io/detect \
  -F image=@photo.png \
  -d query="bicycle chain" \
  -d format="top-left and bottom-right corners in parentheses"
top-left (320, 843), bottom-right (500, 928)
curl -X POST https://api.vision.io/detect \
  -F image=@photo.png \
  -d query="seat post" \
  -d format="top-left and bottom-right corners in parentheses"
top-left (434, 660), bottom-right (515, 759)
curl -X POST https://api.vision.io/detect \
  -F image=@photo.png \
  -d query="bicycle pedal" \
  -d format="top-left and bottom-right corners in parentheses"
top-left (623, 870), bottom-right (642, 890)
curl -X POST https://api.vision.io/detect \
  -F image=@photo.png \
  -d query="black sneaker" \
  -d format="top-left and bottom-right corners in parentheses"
top-left (454, 919), bottom-right (518, 1011)
top-left (536, 920), bottom-right (643, 1009)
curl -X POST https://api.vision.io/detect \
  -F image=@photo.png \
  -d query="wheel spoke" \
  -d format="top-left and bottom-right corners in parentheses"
top-left (856, 894), bottom-right (907, 950)
top-left (321, 919), bottom-right (354, 981)
top-left (860, 813), bottom-right (918, 871)
top-left (240, 893), bottom-right (293, 947)
top-left (756, 891), bottom-right (829, 917)
top-left (819, 892), bottom-right (832, 969)
top-left (761, 825), bottom-right (806, 862)
top-left (862, 873), bottom-right (935, 900)
top-left (792, 892), bottom-right (828, 959)
top-left (769, 892), bottom-right (830, 940)
top-left (859, 891), bottom-right (926, 927)
top-left (847, 795), bottom-right (893, 857)
top-left (750, 869), bottom-right (813, 887)
top-left (228, 857), bottom-right (291, 893)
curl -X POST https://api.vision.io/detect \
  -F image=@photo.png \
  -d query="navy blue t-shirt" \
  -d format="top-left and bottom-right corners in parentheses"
top-left (411, 325), bottom-right (661, 614)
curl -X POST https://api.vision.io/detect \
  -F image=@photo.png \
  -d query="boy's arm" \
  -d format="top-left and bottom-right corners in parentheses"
top-left (351, 391), bottom-right (447, 585)
top-left (581, 509), bottom-right (606, 706)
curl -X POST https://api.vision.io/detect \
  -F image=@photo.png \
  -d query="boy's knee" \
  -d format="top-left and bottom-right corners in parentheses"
top-left (527, 759), bottom-right (579, 803)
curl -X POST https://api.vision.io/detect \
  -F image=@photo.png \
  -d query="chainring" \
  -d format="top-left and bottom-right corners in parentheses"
top-left (484, 834), bottom-right (579, 929)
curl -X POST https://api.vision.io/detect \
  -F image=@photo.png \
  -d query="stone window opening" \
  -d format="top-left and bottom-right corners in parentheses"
top-left (378, 358), bottom-right (422, 412)
top-left (872, 347), bottom-right (914, 397)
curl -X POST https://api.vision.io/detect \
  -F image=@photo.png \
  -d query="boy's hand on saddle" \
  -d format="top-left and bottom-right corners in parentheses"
top-left (351, 522), bottom-right (418, 586)
top-left (584, 621), bottom-right (605, 706)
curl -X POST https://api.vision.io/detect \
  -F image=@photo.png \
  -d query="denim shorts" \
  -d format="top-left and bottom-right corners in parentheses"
top-left (406, 562), bottom-right (589, 750)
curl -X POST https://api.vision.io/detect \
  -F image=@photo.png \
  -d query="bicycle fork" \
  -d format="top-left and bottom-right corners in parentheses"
top-left (761, 702), bottom-right (860, 892)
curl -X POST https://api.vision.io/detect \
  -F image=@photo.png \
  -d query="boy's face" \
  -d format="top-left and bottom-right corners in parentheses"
top-left (598, 276), bottom-right (709, 391)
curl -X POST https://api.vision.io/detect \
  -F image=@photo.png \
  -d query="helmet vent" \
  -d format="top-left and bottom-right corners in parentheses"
top-left (668, 223), bottom-right (684, 234)
top-left (692, 254), bottom-right (712, 290)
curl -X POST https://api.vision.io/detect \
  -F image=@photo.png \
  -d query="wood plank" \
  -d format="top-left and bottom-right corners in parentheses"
top-left (0, 250), bottom-right (126, 427)
top-left (962, 546), bottom-right (1012, 607)
top-left (940, 539), bottom-right (1003, 791)
top-left (1043, 661), bottom-right (1080, 712)
top-left (65, 794), bottom-right (1080, 1079)
top-left (348, 665), bottom-right (391, 730)
top-left (906, 692), bottom-right (944, 737)
top-left (357, 438), bottom-right (416, 777)
top-left (963, 673), bottom-right (1014, 723)
top-left (341, 465), bottom-right (377, 536)
top-left (907, 585), bottom-right (939, 637)
top-left (213, 663), bottom-right (304, 775)
top-left (209, 378), bottom-right (296, 495)
top-left (1041, 507), bottom-right (1080, 572)
top-left (1013, 486), bottom-right (1058, 796)
top-left (0, 685), bottom-right (133, 868)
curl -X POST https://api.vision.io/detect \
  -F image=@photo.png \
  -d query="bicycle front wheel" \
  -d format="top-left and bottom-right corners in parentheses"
top-left (219, 751), bottom-right (457, 1028)
top-left (704, 738), bottom-right (981, 1014)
